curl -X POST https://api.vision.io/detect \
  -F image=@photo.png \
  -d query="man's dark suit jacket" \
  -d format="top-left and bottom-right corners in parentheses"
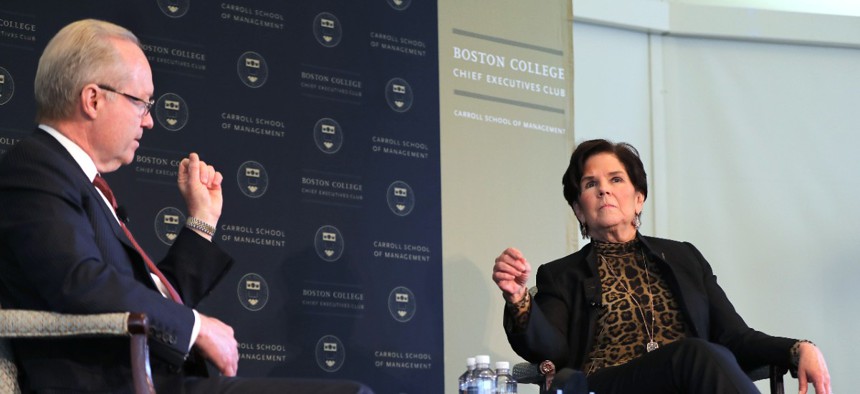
top-left (504, 234), bottom-right (796, 373)
top-left (0, 129), bottom-right (234, 392)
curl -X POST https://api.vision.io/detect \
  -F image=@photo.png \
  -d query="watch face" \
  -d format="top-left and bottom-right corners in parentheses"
top-left (540, 360), bottom-right (555, 375)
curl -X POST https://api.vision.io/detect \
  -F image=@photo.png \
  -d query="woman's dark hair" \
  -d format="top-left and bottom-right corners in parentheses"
top-left (562, 139), bottom-right (648, 207)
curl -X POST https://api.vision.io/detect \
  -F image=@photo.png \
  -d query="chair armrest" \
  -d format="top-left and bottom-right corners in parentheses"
top-left (770, 365), bottom-right (786, 394)
top-left (0, 310), bottom-right (132, 337)
top-left (0, 310), bottom-right (155, 394)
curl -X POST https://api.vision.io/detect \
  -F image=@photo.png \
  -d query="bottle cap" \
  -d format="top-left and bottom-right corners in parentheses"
top-left (466, 357), bottom-right (476, 367)
top-left (476, 355), bottom-right (490, 364)
top-left (495, 361), bottom-right (509, 370)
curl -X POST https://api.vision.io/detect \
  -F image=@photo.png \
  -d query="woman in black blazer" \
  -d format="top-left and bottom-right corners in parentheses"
top-left (492, 139), bottom-right (831, 394)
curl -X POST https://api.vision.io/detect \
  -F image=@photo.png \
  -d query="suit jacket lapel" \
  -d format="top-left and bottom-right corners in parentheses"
top-left (32, 129), bottom-right (151, 279)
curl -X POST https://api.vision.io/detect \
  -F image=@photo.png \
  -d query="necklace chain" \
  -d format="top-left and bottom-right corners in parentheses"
top-left (600, 252), bottom-right (660, 352)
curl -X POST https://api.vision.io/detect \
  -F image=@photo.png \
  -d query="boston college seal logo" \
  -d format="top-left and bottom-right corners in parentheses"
top-left (157, 0), bottom-right (190, 18)
top-left (237, 161), bottom-right (269, 198)
top-left (237, 51), bottom-right (269, 88)
top-left (155, 93), bottom-right (189, 131)
top-left (0, 67), bottom-right (14, 106)
top-left (313, 12), bottom-right (342, 48)
top-left (314, 225), bottom-right (344, 262)
top-left (237, 273), bottom-right (269, 311)
top-left (315, 335), bottom-right (345, 372)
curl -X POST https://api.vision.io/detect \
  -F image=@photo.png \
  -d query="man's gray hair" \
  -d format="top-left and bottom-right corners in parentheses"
top-left (35, 19), bottom-right (140, 122)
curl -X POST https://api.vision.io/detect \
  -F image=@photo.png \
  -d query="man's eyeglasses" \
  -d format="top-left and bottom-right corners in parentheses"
top-left (97, 84), bottom-right (154, 117)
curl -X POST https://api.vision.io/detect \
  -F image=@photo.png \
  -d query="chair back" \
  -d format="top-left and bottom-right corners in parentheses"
top-left (0, 303), bottom-right (21, 394)
top-left (0, 338), bottom-right (20, 394)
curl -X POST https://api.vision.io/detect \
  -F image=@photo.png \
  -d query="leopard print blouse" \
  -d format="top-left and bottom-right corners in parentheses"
top-left (581, 239), bottom-right (687, 375)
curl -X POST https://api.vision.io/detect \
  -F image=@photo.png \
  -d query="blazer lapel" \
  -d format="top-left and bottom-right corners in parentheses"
top-left (639, 235), bottom-right (706, 338)
top-left (32, 129), bottom-right (155, 284)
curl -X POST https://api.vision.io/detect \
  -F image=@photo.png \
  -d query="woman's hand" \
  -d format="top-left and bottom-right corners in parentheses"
top-left (797, 342), bottom-right (831, 394)
top-left (492, 247), bottom-right (531, 304)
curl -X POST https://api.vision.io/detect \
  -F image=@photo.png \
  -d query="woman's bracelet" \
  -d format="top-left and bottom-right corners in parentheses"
top-left (790, 339), bottom-right (815, 367)
top-left (505, 290), bottom-right (530, 311)
top-left (514, 290), bottom-right (530, 309)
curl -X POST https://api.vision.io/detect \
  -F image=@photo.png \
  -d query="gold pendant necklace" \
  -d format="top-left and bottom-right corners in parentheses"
top-left (601, 252), bottom-right (660, 352)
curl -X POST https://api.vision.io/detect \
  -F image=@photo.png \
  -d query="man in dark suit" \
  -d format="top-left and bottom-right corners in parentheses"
top-left (0, 19), bottom-right (371, 394)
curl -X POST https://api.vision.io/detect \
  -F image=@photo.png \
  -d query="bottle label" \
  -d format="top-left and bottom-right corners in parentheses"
top-left (477, 380), bottom-right (494, 394)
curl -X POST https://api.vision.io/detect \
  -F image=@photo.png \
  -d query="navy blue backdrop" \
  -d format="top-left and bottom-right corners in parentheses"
top-left (0, 1), bottom-right (442, 392)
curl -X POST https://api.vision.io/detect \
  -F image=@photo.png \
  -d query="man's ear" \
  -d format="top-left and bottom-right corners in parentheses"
top-left (80, 84), bottom-right (100, 120)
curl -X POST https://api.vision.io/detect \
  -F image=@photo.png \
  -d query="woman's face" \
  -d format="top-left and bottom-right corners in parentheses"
top-left (572, 152), bottom-right (644, 243)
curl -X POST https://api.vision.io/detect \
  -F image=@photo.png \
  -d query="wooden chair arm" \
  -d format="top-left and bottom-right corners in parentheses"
top-left (0, 310), bottom-right (155, 394)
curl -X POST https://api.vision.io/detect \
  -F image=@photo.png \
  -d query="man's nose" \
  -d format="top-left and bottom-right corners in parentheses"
top-left (142, 112), bottom-right (154, 130)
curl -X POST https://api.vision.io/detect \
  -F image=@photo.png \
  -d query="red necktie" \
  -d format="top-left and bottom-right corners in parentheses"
top-left (92, 174), bottom-right (184, 304)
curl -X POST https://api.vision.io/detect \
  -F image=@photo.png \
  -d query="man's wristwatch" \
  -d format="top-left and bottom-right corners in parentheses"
top-left (186, 216), bottom-right (216, 237)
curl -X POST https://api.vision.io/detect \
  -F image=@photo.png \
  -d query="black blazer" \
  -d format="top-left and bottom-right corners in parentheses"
top-left (0, 129), bottom-right (233, 392)
top-left (504, 234), bottom-right (796, 373)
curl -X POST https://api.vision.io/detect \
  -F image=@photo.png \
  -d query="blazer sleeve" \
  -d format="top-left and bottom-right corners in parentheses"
top-left (504, 262), bottom-right (579, 367)
top-left (157, 226), bottom-right (234, 309)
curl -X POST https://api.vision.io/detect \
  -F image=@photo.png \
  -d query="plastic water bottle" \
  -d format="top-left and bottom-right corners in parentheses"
top-left (474, 355), bottom-right (495, 394)
top-left (494, 361), bottom-right (517, 393)
top-left (466, 357), bottom-right (479, 394)
top-left (459, 357), bottom-right (477, 394)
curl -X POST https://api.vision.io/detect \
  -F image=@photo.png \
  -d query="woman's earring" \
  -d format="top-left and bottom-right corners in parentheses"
top-left (633, 212), bottom-right (641, 229)
top-left (579, 223), bottom-right (589, 239)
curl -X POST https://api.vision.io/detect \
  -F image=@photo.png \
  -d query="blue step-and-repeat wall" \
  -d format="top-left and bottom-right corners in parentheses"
top-left (0, 1), bottom-right (442, 392)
